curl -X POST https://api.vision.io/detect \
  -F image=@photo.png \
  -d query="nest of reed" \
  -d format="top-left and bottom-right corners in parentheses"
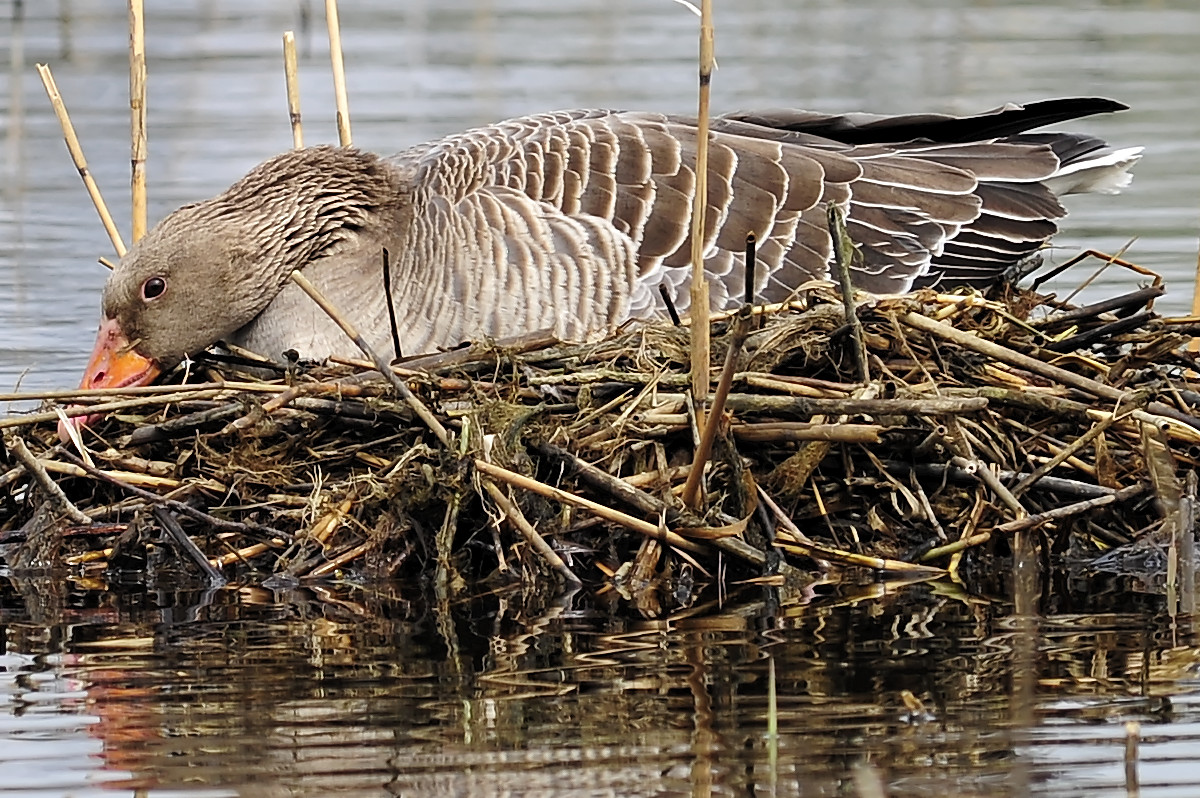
top-left (2, 257), bottom-right (1198, 611)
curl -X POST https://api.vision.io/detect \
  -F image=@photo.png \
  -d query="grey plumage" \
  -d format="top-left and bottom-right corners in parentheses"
top-left (96, 98), bottom-right (1141, 369)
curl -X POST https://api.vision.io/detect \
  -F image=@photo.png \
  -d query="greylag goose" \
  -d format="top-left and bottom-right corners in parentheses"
top-left (66, 97), bottom-right (1140, 434)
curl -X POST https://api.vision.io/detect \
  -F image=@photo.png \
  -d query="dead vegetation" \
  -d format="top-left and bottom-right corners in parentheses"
top-left (2, 255), bottom-right (1197, 612)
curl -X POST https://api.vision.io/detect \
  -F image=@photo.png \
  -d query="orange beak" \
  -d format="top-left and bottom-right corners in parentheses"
top-left (57, 317), bottom-right (162, 442)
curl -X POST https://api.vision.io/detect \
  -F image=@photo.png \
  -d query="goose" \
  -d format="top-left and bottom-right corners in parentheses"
top-left (63, 97), bottom-right (1140, 438)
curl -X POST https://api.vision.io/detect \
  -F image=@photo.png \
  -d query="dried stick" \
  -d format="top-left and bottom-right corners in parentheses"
top-left (36, 64), bottom-right (127, 259)
top-left (1012, 402), bottom-right (1135, 496)
top-left (687, 0), bottom-right (714, 426)
top-left (152, 507), bottom-right (227, 586)
top-left (7, 435), bottom-right (92, 525)
top-left (473, 458), bottom-right (705, 555)
top-left (60, 450), bottom-right (290, 543)
top-left (128, 0), bottom-right (147, 241)
top-left (682, 305), bottom-right (751, 508)
top-left (723, 394), bottom-right (988, 417)
top-left (950, 456), bottom-right (1027, 519)
top-left (0, 381), bottom-right (227, 403)
top-left (829, 203), bottom-right (869, 383)
top-left (996, 482), bottom-right (1149, 535)
top-left (732, 422), bottom-right (882, 444)
top-left (325, 0), bottom-right (352, 146)
top-left (529, 442), bottom-right (772, 570)
top-left (901, 311), bottom-right (1200, 435)
top-left (482, 479), bottom-right (581, 585)
top-left (288, 270), bottom-right (452, 448)
top-left (0, 388), bottom-right (224, 430)
top-left (282, 30), bottom-right (304, 148)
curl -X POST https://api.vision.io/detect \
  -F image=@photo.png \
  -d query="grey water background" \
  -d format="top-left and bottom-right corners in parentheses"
top-left (2, 1), bottom-right (1200, 797)
top-left (2, 0), bottom-right (1200, 393)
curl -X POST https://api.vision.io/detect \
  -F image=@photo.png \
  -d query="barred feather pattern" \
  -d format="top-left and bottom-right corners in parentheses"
top-left (100, 99), bottom-right (1140, 366)
top-left (380, 105), bottom-right (1131, 352)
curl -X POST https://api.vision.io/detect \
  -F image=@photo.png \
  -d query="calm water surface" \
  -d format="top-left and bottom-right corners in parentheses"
top-left (3, 1), bottom-right (1200, 796)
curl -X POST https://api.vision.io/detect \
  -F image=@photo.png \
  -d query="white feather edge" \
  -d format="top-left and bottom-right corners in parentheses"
top-left (1043, 146), bottom-right (1145, 196)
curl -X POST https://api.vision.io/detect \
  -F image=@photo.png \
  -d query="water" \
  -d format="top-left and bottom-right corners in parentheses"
top-left (3, 1), bottom-right (1200, 795)
top-left (2, 0), bottom-right (1200, 392)
top-left (2, 579), bottom-right (1199, 798)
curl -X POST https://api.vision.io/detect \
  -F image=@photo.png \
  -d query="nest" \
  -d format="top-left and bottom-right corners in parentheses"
top-left (2, 258), bottom-right (1198, 611)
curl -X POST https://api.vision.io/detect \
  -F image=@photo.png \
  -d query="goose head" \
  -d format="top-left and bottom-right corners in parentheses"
top-left (62, 146), bottom-right (399, 438)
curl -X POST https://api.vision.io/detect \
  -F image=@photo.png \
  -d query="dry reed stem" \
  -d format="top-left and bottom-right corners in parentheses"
top-left (282, 31), bottom-right (304, 148)
top-left (7, 435), bottom-right (92, 525)
top-left (473, 458), bottom-right (705, 555)
top-left (996, 482), bottom-right (1149, 535)
top-left (128, 0), bottom-right (147, 241)
top-left (307, 541), bottom-right (372, 577)
top-left (687, 0), bottom-right (713, 424)
top-left (325, 0), bottom-right (352, 146)
top-left (0, 382), bottom-right (229, 403)
top-left (682, 306), bottom-right (749, 508)
top-left (1, 388), bottom-right (224, 430)
top-left (482, 479), bottom-right (581, 585)
top-left (36, 64), bottom-right (127, 259)
top-left (901, 311), bottom-right (1200, 439)
top-left (288, 270), bottom-right (452, 448)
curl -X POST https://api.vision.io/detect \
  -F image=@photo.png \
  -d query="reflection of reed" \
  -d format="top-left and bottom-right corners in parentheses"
top-left (3, 579), bottom-right (1198, 795)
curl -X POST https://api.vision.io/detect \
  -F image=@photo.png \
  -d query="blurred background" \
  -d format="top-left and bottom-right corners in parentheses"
top-left (2, 0), bottom-right (1198, 392)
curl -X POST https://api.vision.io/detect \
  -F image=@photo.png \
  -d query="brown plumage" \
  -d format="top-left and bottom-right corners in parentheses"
top-left (69, 98), bottom-right (1140, 430)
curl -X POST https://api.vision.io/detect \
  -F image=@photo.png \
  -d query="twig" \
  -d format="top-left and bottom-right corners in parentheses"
top-left (128, 0), bottom-right (147, 242)
top-left (1012, 400), bottom-right (1138, 496)
top-left (288, 270), bottom-right (452, 448)
top-left (723, 394), bottom-right (988, 417)
top-left (282, 30), bottom-right (304, 148)
top-left (36, 64), bottom-right (127, 259)
top-left (473, 458), bottom-right (705, 555)
top-left (688, 0), bottom-right (714, 426)
top-left (901, 311), bottom-right (1200, 434)
top-left (949, 455), bottom-right (1027, 519)
top-left (996, 482), bottom-right (1149, 534)
top-left (659, 284), bottom-right (682, 326)
top-left (1, 388), bottom-right (225, 431)
top-left (828, 203), bottom-right (869, 384)
top-left (59, 450), bottom-right (291, 543)
top-left (6, 435), bottom-right (91, 525)
top-left (1035, 285), bottom-right (1165, 331)
top-left (682, 305), bottom-right (751, 508)
top-left (325, 0), bottom-right (352, 146)
top-left (152, 506), bottom-right (227, 586)
top-left (732, 422), bottom-right (882, 443)
top-left (886, 461), bottom-right (1114, 499)
top-left (482, 479), bottom-right (581, 585)
top-left (307, 541), bottom-right (371, 578)
top-left (381, 248), bottom-right (402, 359)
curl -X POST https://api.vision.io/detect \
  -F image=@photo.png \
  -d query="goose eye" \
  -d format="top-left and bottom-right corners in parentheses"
top-left (141, 277), bottom-right (167, 301)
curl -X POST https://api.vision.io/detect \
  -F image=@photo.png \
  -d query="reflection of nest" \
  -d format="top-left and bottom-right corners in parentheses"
top-left (3, 271), bottom-right (1197, 610)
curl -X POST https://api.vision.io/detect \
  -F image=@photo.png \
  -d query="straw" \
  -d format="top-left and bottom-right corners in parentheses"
top-left (282, 30), bottom-right (304, 148)
top-left (36, 64), bottom-right (127, 260)
top-left (128, 0), bottom-right (147, 242)
top-left (325, 0), bottom-right (352, 146)
top-left (687, 0), bottom-right (713, 423)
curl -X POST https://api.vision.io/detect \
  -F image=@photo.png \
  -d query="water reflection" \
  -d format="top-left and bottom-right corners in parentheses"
top-left (2, 579), bottom-right (1199, 796)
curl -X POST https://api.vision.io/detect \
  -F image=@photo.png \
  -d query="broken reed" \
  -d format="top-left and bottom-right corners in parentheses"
top-left (129, 0), bottom-right (147, 242)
